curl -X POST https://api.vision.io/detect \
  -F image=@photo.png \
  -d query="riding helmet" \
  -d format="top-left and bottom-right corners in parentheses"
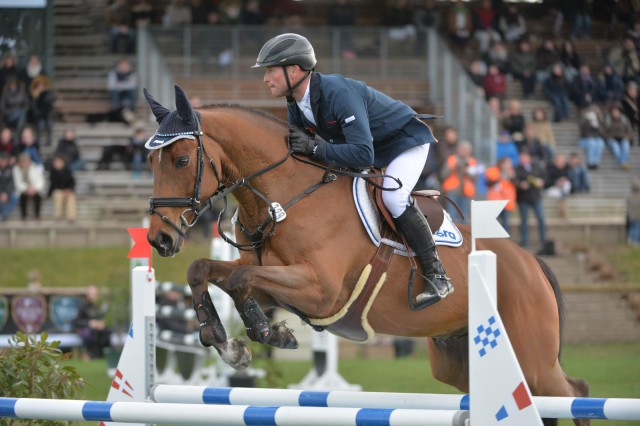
top-left (252, 33), bottom-right (317, 70)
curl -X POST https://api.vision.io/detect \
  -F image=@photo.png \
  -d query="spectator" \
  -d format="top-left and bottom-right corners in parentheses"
top-left (164, 0), bottom-right (192, 27)
top-left (621, 81), bottom-right (640, 145)
top-left (570, 0), bottom-right (591, 39)
top-left (530, 107), bottom-right (557, 152)
top-left (496, 130), bottom-right (519, 166)
top-left (483, 40), bottom-right (510, 75)
top-left (608, 36), bottom-right (640, 85)
top-left (502, 99), bottom-right (526, 141)
top-left (384, 0), bottom-right (416, 43)
top-left (414, 0), bottom-right (442, 38)
top-left (131, 0), bottom-right (153, 28)
top-left (567, 152), bottom-right (590, 194)
top-left (628, 178), bottom-right (640, 245)
top-left (487, 95), bottom-right (504, 117)
top-left (12, 152), bottom-right (45, 221)
top-left (446, 0), bottom-right (472, 47)
top-left (241, 0), bottom-right (265, 26)
top-left (48, 154), bottom-right (76, 223)
top-left (603, 104), bottom-right (633, 169)
top-left (598, 63), bottom-right (625, 106)
top-left (435, 126), bottom-right (459, 176)
top-left (578, 103), bottom-right (606, 169)
top-left (74, 285), bottom-right (112, 359)
top-left (0, 127), bottom-right (17, 161)
top-left (485, 156), bottom-right (516, 234)
top-left (514, 150), bottom-right (547, 251)
top-left (326, 0), bottom-right (357, 59)
top-left (440, 140), bottom-right (478, 223)
top-left (19, 54), bottom-right (46, 90)
top-left (483, 63), bottom-right (506, 102)
top-left (498, 3), bottom-right (526, 43)
top-left (129, 126), bottom-right (148, 177)
top-left (559, 39), bottom-right (581, 82)
top-left (467, 58), bottom-right (487, 89)
top-left (473, 0), bottom-right (501, 53)
top-left (220, 0), bottom-right (242, 24)
top-left (510, 39), bottom-right (537, 98)
top-left (518, 124), bottom-right (552, 167)
top-left (1, 76), bottom-right (29, 137)
top-left (544, 153), bottom-right (572, 219)
top-left (107, 0), bottom-right (135, 54)
top-left (0, 151), bottom-right (17, 221)
top-left (0, 51), bottom-right (18, 94)
top-left (190, 0), bottom-right (212, 24)
top-left (543, 63), bottom-right (570, 122)
top-left (17, 126), bottom-right (41, 165)
top-left (569, 64), bottom-right (600, 109)
top-left (107, 58), bottom-right (137, 124)
top-left (28, 75), bottom-right (54, 147)
top-left (54, 127), bottom-right (84, 172)
top-left (536, 38), bottom-right (560, 83)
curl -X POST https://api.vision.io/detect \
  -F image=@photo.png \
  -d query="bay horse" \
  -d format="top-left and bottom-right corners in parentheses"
top-left (144, 86), bottom-right (589, 426)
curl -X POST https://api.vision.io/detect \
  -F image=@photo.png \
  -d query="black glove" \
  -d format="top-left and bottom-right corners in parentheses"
top-left (289, 129), bottom-right (318, 156)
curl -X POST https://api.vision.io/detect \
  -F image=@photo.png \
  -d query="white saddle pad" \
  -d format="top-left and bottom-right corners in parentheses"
top-left (353, 177), bottom-right (463, 252)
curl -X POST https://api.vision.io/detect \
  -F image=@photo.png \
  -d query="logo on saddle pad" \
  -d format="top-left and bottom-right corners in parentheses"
top-left (353, 177), bottom-right (463, 251)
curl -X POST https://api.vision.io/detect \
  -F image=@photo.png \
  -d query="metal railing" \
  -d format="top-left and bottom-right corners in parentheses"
top-left (137, 25), bottom-right (496, 164)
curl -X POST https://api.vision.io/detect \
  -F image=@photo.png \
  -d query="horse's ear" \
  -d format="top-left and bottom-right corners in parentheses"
top-left (174, 85), bottom-right (195, 123)
top-left (144, 88), bottom-right (170, 124)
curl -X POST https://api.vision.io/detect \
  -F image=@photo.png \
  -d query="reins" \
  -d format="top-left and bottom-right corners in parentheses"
top-left (150, 122), bottom-right (404, 255)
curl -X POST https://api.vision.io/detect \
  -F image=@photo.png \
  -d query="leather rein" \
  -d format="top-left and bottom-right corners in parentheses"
top-left (149, 125), bottom-right (403, 254)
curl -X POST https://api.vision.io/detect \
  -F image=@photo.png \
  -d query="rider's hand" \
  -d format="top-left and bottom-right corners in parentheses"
top-left (289, 129), bottom-right (319, 156)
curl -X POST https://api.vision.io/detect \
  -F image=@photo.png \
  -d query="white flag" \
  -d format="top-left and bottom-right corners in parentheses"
top-left (471, 200), bottom-right (510, 240)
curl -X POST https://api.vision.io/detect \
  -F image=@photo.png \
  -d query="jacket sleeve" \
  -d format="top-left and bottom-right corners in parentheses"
top-left (312, 90), bottom-right (374, 168)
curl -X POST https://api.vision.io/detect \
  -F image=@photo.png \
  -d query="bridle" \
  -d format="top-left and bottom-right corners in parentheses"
top-left (148, 123), bottom-right (220, 239)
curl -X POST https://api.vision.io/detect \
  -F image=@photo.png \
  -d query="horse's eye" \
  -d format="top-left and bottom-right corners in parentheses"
top-left (176, 157), bottom-right (189, 168)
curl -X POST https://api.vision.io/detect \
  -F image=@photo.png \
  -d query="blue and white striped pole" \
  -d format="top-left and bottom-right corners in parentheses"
top-left (0, 398), bottom-right (468, 426)
top-left (150, 386), bottom-right (640, 421)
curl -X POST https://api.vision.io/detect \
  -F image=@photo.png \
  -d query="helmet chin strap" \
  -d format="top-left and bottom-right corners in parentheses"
top-left (283, 66), bottom-right (312, 103)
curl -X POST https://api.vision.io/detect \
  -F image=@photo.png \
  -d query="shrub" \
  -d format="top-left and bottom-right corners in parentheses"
top-left (0, 332), bottom-right (85, 426)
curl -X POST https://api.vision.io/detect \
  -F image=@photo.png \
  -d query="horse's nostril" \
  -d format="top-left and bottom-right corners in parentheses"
top-left (157, 232), bottom-right (173, 251)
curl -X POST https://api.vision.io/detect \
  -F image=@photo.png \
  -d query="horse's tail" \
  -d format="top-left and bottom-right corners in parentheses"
top-left (536, 256), bottom-right (565, 360)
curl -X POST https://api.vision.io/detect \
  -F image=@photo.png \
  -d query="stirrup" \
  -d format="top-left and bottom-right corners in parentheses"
top-left (414, 275), bottom-right (454, 309)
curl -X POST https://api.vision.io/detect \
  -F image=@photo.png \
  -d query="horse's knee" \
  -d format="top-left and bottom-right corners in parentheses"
top-left (226, 266), bottom-right (254, 295)
top-left (187, 258), bottom-right (211, 287)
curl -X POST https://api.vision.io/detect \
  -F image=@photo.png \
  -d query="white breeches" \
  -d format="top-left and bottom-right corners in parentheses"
top-left (382, 143), bottom-right (430, 218)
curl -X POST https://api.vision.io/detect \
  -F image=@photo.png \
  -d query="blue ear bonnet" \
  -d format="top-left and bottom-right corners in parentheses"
top-left (144, 85), bottom-right (202, 150)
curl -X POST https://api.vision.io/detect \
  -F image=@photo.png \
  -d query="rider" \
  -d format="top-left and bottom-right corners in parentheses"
top-left (252, 33), bottom-right (453, 309)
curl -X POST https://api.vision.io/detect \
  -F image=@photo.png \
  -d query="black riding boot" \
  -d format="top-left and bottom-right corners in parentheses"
top-left (394, 201), bottom-right (454, 310)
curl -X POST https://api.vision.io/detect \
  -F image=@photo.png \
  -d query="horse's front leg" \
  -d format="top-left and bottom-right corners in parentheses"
top-left (187, 258), bottom-right (252, 370)
top-left (226, 263), bottom-right (329, 347)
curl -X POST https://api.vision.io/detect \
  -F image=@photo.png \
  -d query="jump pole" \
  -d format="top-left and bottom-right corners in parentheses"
top-left (0, 398), bottom-right (468, 426)
top-left (150, 385), bottom-right (640, 421)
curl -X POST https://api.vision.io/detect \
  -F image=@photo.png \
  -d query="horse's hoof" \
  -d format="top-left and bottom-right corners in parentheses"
top-left (218, 337), bottom-right (253, 370)
top-left (269, 321), bottom-right (299, 349)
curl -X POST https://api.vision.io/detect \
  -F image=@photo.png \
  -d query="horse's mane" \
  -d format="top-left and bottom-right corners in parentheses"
top-left (197, 103), bottom-right (289, 129)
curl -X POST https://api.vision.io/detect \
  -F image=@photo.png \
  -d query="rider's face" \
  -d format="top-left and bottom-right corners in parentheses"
top-left (263, 66), bottom-right (290, 98)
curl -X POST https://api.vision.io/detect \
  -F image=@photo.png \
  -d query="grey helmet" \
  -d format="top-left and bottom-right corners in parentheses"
top-left (252, 33), bottom-right (317, 70)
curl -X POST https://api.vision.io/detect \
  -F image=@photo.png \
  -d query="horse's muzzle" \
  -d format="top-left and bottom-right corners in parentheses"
top-left (149, 230), bottom-right (181, 257)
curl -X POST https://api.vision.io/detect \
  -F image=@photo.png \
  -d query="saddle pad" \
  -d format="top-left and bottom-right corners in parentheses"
top-left (353, 177), bottom-right (463, 250)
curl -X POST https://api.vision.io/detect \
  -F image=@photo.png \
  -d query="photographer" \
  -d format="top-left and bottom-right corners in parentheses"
top-left (514, 150), bottom-right (548, 253)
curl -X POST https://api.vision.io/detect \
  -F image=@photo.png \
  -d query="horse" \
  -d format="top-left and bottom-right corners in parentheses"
top-left (144, 86), bottom-right (589, 426)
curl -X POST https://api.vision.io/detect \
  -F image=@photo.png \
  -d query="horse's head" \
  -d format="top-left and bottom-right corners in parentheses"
top-left (144, 85), bottom-right (220, 257)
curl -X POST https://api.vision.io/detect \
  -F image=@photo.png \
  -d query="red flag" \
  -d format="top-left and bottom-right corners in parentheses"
top-left (127, 228), bottom-right (152, 260)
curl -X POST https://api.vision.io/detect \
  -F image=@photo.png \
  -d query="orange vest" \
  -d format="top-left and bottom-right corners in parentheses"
top-left (485, 166), bottom-right (516, 211)
top-left (442, 155), bottom-right (477, 198)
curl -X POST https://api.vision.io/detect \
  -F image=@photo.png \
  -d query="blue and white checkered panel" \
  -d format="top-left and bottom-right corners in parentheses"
top-left (473, 315), bottom-right (502, 357)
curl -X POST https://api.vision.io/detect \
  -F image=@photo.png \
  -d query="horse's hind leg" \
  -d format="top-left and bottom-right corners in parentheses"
top-left (187, 258), bottom-right (252, 370)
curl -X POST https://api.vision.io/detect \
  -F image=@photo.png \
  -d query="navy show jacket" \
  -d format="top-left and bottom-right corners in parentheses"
top-left (287, 72), bottom-right (437, 168)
